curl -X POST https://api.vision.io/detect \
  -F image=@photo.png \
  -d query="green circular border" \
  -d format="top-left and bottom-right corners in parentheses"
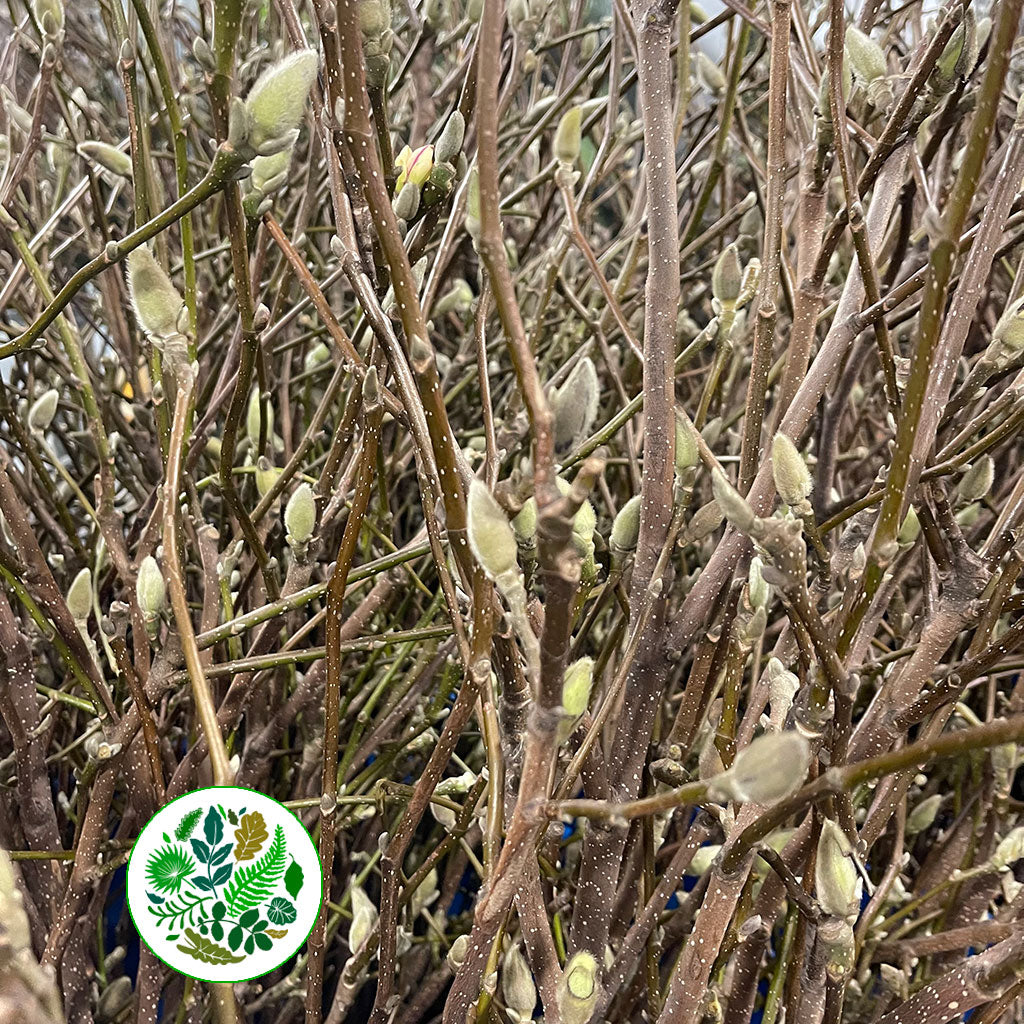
top-left (125, 785), bottom-right (324, 984)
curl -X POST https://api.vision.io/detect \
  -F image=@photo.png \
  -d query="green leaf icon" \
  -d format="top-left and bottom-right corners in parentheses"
top-left (176, 928), bottom-right (245, 965)
top-left (146, 845), bottom-right (196, 895)
top-left (204, 806), bottom-right (224, 846)
top-left (223, 826), bottom-right (286, 916)
top-left (267, 897), bottom-right (296, 925)
top-left (284, 858), bottom-right (303, 900)
top-left (175, 808), bottom-right (203, 841)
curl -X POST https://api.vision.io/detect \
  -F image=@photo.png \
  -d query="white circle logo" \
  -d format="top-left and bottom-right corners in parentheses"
top-left (126, 786), bottom-right (322, 982)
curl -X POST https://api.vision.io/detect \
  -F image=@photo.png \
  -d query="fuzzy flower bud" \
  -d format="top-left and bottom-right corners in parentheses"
top-left (136, 555), bottom-right (166, 623)
top-left (897, 506), bottom-right (920, 546)
top-left (765, 657), bottom-right (798, 731)
top-left (747, 555), bottom-right (770, 610)
top-left (993, 296), bottom-right (1024, 351)
top-left (771, 433), bottom-right (812, 507)
top-left (66, 567), bottom-right (92, 622)
top-left (557, 951), bottom-right (599, 1024)
top-left (992, 826), bottom-right (1024, 870)
top-left (815, 818), bottom-right (861, 919)
top-left (906, 793), bottom-right (942, 835)
top-left (845, 26), bottom-right (886, 86)
top-left (393, 180), bottom-right (420, 221)
top-left (465, 166), bottom-right (481, 242)
top-left (710, 731), bottom-right (810, 804)
top-left (712, 244), bottom-right (743, 307)
top-left (711, 470), bottom-right (755, 533)
top-left (247, 389), bottom-right (273, 446)
top-left (933, 11), bottom-right (976, 93)
top-left (395, 144), bottom-right (434, 192)
top-left (512, 497), bottom-right (537, 544)
top-left (28, 388), bottom-right (59, 432)
top-left (554, 105), bottom-right (582, 166)
top-left (32, 0), bottom-right (64, 36)
top-left (435, 111), bottom-right (465, 164)
top-left (610, 494), bottom-right (641, 554)
top-left (250, 147), bottom-right (292, 198)
top-left (558, 656), bottom-right (594, 742)
top-left (244, 49), bottom-right (319, 154)
top-left (285, 482), bottom-right (316, 547)
top-left (255, 457), bottom-right (282, 498)
top-left (78, 140), bottom-right (133, 178)
top-left (695, 51), bottom-right (726, 94)
top-left (467, 480), bottom-right (518, 580)
top-left (502, 944), bottom-right (537, 1019)
top-left (126, 246), bottom-right (184, 338)
top-left (552, 356), bottom-right (599, 451)
top-left (675, 413), bottom-right (699, 474)
top-left (957, 456), bottom-right (994, 504)
top-left (448, 934), bottom-right (469, 969)
top-left (348, 884), bottom-right (378, 953)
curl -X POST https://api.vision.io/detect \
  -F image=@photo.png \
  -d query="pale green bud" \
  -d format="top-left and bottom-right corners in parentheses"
top-left (711, 470), bottom-right (755, 533)
top-left (28, 388), bottom-right (59, 432)
top-left (956, 502), bottom-right (980, 528)
top-left (747, 555), bottom-right (769, 610)
top-left (433, 278), bottom-right (474, 317)
top-left (771, 433), bottom-right (812, 507)
top-left (244, 50), bottom-right (319, 154)
top-left (675, 413), bottom-right (699, 474)
top-left (136, 555), bottom-right (166, 620)
top-left (765, 657), bottom-right (798, 729)
top-left (815, 818), bottom-right (861, 919)
top-left (552, 357), bottom-right (599, 450)
top-left (572, 499), bottom-right (597, 562)
top-left (435, 111), bottom-right (465, 165)
top-left (957, 456), bottom-right (994, 504)
top-left (992, 295), bottom-right (1024, 351)
top-left (695, 51), bottom-right (726, 94)
top-left (557, 951), bottom-right (599, 1024)
top-left (255, 456), bottom-right (281, 498)
top-left (468, 480), bottom-right (518, 580)
top-left (712, 244), bottom-right (742, 306)
top-left (554, 105), bottom-right (582, 166)
top-left (285, 482), bottom-right (316, 546)
top-left (126, 246), bottom-right (184, 338)
top-left (250, 147), bottom-right (292, 196)
top-left (561, 656), bottom-right (594, 728)
top-left (845, 26), bottom-right (886, 85)
top-left (897, 506), bottom-right (920, 546)
top-left (1, 87), bottom-right (32, 135)
top-left (465, 166), bottom-right (481, 241)
top-left (66, 567), bottom-right (92, 622)
top-left (78, 140), bottom-right (133, 178)
top-left (502, 944), bottom-right (537, 1018)
top-left (246, 389), bottom-right (273, 446)
top-left (933, 11), bottom-right (976, 93)
top-left (348, 883), bottom-right (378, 952)
top-left (992, 826), bottom-right (1024, 870)
top-left (610, 494), bottom-right (641, 553)
top-left (512, 497), bottom-right (537, 543)
top-left (686, 498), bottom-right (725, 542)
top-left (906, 793), bottom-right (942, 835)
top-left (32, 0), bottom-right (64, 35)
top-left (710, 731), bottom-right (810, 804)
top-left (410, 867), bottom-right (439, 918)
top-left (448, 933), bottom-right (470, 968)
top-left (393, 180), bottom-right (421, 221)
top-left (359, 0), bottom-right (392, 38)
top-left (687, 844), bottom-right (721, 876)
